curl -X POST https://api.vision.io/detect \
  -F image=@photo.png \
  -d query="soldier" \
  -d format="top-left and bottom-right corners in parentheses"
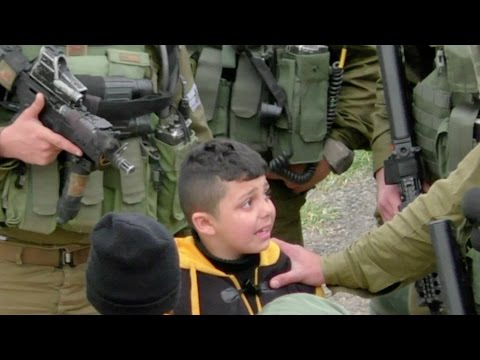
top-left (370, 45), bottom-right (480, 315)
top-left (0, 45), bottom-right (212, 314)
top-left (269, 137), bottom-right (480, 316)
top-left (188, 45), bottom-right (395, 246)
top-left (269, 45), bottom-right (480, 315)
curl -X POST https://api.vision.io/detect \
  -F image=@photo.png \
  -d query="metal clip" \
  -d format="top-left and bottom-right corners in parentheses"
top-left (14, 164), bottom-right (26, 189)
top-left (59, 248), bottom-right (73, 267)
top-left (435, 48), bottom-right (446, 74)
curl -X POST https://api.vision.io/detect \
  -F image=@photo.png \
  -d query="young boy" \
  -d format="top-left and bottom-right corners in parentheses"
top-left (174, 138), bottom-right (324, 315)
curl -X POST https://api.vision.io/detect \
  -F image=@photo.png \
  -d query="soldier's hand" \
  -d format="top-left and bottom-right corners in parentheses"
top-left (0, 93), bottom-right (83, 165)
top-left (375, 167), bottom-right (402, 222)
top-left (375, 167), bottom-right (433, 222)
top-left (266, 159), bottom-right (332, 194)
top-left (269, 238), bottom-right (326, 288)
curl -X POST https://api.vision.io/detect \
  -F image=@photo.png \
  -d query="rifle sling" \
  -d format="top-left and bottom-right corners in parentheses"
top-left (236, 46), bottom-right (287, 109)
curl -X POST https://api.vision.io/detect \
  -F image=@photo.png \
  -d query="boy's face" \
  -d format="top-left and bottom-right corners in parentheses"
top-left (210, 175), bottom-right (276, 260)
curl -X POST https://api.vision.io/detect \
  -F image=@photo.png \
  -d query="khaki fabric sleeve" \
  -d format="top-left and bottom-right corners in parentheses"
top-left (328, 45), bottom-right (391, 174)
top-left (323, 142), bottom-right (480, 293)
top-left (177, 46), bottom-right (213, 142)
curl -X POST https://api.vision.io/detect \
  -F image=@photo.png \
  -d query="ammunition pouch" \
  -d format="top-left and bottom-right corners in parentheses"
top-left (230, 52), bottom-right (269, 153)
top-left (412, 46), bottom-right (480, 314)
top-left (153, 134), bottom-right (197, 235)
top-left (272, 47), bottom-right (330, 164)
top-left (413, 45), bottom-right (480, 182)
top-left (193, 46), bottom-right (331, 164)
top-left (0, 45), bottom-right (189, 243)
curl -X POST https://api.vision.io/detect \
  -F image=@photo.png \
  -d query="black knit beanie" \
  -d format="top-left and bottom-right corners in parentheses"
top-left (86, 212), bottom-right (180, 315)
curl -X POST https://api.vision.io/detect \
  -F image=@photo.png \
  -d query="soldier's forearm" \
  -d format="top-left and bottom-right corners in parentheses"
top-left (323, 143), bottom-right (480, 293)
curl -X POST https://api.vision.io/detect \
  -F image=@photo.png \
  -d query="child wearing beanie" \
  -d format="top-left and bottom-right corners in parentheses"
top-left (86, 212), bottom-right (180, 315)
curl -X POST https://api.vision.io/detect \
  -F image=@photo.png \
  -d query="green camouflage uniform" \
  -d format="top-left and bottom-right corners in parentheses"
top-left (323, 139), bottom-right (480, 315)
top-left (333, 45), bottom-right (480, 315)
top-left (368, 45), bottom-right (436, 315)
top-left (190, 45), bottom-right (391, 245)
top-left (0, 45), bottom-right (212, 314)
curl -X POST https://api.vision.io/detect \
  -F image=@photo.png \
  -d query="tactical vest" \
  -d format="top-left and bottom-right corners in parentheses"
top-left (413, 45), bottom-right (480, 182)
top-left (0, 45), bottom-right (196, 244)
top-left (191, 45), bottom-right (331, 166)
top-left (412, 45), bottom-right (480, 312)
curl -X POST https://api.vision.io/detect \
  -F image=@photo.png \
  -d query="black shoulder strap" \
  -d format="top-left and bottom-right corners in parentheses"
top-left (236, 46), bottom-right (287, 109)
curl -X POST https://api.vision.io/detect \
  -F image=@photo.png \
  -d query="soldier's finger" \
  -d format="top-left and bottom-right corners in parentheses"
top-left (269, 268), bottom-right (299, 289)
top-left (23, 93), bottom-right (45, 117)
top-left (46, 131), bottom-right (83, 157)
top-left (272, 237), bottom-right (297, 256)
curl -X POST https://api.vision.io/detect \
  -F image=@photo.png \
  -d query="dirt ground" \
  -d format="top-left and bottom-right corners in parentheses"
top-left (302, 160), bottom-right (378, 315)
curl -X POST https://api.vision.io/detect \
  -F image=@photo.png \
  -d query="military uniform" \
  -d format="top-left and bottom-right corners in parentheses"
top-left (331, 45), bottom-right (480, 314)
top-left (0, 45), bottom-right (212, 314)
top-left (189, 45), bottom-right (391, 245)
top-left (323, 140), bottom-right (480, 314)
top-left (368, 45), bottom-right (436, 315)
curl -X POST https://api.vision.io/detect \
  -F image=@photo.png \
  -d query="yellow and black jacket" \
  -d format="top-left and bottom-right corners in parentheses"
top-left (174, 236), bottom-right (324, 315)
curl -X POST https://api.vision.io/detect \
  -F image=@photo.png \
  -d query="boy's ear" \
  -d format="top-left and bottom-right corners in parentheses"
top-left (191, 212), bottom-right (216, 236)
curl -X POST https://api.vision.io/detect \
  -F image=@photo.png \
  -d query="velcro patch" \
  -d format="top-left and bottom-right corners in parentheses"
top-left (119, 52), bottom-right (141, 64)
top-left (0, 60), bottom-right (17, 91)
top-left (66, 45), bottom-right (88, 56)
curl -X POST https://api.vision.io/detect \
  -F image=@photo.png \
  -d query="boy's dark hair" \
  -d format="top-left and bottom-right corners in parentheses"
top-left (178, 138), bottom-right (267, 225)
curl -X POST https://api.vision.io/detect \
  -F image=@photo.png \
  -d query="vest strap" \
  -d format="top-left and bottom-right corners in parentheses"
top-left (237, 46), bottom-right (287, 109)
top-left (447, 103), bottom-right (480, 173)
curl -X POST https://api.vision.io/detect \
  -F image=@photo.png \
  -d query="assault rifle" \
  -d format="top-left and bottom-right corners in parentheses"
top-left (378, 45), bottom-right (423, 208)
top-left (377, 45), bottom-right (442, 314)
top-left (0, 45), bottom-right (135, 224)
top-left (428, 219), bottom-right (476, 315)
